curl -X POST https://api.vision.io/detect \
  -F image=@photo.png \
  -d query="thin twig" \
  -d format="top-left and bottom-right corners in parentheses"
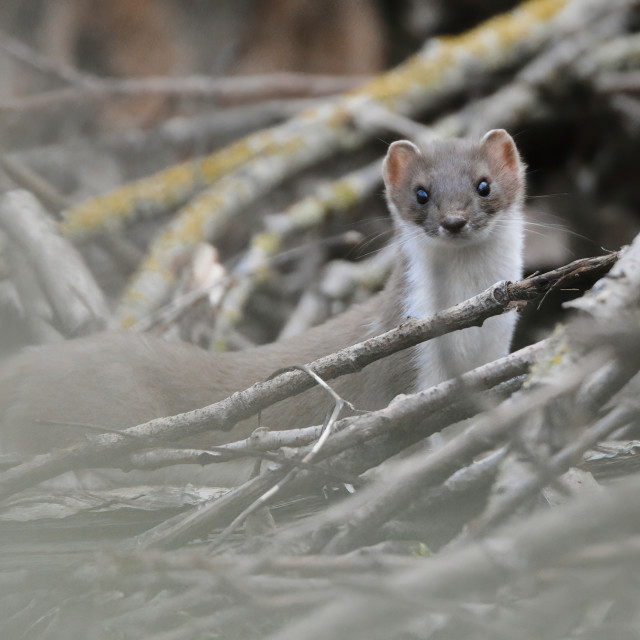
top-left (0, 190), bottom-right (111, 338)
top-left (459, 401), bottom-right (640, 541)
top-left (0, 154), bottom-right (69, 215)
top-left (0, 30), bottom-right (86, 85)
top-left (0, 72), bottom-right (370, 112)
top-left (206, 365), bottom-right (350, 551)
top-left (0, 252), bottom-right (618, 503)
top-left (135, 342), bottom-right (540, 550)
top-left (264, 473), bottom-right (640, 640)
top-left (321, 360), bottom-right (593, 554)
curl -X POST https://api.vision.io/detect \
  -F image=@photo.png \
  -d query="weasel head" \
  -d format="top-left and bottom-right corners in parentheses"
top-left (383, 129), bottom-right (525, 247)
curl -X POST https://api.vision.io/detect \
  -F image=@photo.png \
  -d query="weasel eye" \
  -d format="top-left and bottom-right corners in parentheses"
top-left (477, 180), bottom-right (491, 197)
top-left (416, 188), bottom-right (429, 205)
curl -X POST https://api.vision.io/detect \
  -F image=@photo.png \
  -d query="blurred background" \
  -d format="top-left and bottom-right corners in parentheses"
top-left (2, 5), bottom-right (640, 639)
top-left (0, 0), bottom-right (638, 357)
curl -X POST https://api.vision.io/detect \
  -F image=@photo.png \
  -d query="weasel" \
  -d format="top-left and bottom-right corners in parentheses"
top-left (0, 130), bottom-right (525, 483)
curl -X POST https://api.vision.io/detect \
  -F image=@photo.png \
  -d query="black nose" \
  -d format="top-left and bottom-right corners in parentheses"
top-left (441, 215), bottom-right (467, 233)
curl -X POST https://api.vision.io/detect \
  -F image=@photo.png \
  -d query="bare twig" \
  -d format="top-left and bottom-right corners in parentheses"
top-left (0, 253), bottom-right (617, 503)
top-left (461, 401), bottom-right (640, 540)
top-left (206, 364), bottom-right (353, 551)
top-left (124, 445), bottom-right (359, 485)
top-left (0, 154), bottom-right (69, 214)
top-left (265, 471), bottom-right (640, 640)
top-left (0, 30), bottom-right (86, 85)
top-left (582, 440), bottom-right (640, 478)
top-left (108, 0), bottom-right (617, 325)
top-left (212, 161), bottom-right (382, 347)
top-left (134, 342), bottom-right (539, 550)
top-left (0, 190), bottom-right (110, 339)
top-left (593, 70), bottom-right (640, 94)
top-left (321, 360), bottom-right (592, 554)
top-left (0, 72), bottom-right (369, 113)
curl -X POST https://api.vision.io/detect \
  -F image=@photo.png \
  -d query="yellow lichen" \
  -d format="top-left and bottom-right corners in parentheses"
top-left (525, 327), bottom-right (570, 385)
top-left (116, 0), bottom-right (573, 327)
top-left (62, 0), bottom-right (569, 244)
top-left (252, 232), bottom-right (282, 255)
top-left (358, 0), bottom-right (569, 110)
top-left (253, 265), bottom-right (272, 284)
top-left (61, 129), bottom-right (283, 240)
top-left (329, 180), bottom-right (360, 210)
top-left (222, 308), bottom-right (242, 325)
top-left (212, 338), bottom-right (229, 352)
top-left (120, 315), bottom-right (137, 330)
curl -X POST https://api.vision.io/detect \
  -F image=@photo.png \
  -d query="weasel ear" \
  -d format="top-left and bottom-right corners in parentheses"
top-left (480, 129), bottom-right (520, 172)
top-left (383, 140), bottom-right (421, 188)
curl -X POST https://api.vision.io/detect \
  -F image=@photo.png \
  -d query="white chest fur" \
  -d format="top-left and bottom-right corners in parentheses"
top-left (397, 213), bottom-right (523, 391)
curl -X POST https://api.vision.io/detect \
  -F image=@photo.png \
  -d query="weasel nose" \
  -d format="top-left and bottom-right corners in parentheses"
top-left (441, 215), bottom-right (467, 233)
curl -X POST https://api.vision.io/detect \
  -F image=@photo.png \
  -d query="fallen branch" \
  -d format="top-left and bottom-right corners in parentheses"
top-left (211, 160), bottom-right (383, 347)
top-left (265, 471), bottom-right (640, 640)
top-left (0, 30), bottom-right (86, 85)
top-left (0, 252), bottom-right (618, 502)
top-left (0, 72), bottom-right (369, 112)
top-left (459, 401), bottom-right (640, 541)
top-left (278, 235), bottom-right (640, 554)
top-left (0, 154), bottom-right (69, 214)
top-left (212, 16), bottom-right (624, 347)
top-left (62, 0), bottom-right (589, 238)
top-left (0, 190), bottom-right (110, 339)
top-left (582, 440), bottom-right (640, 478)
top-left (60, 0), bottom-right (615, 325)
top-left (135, 351), bottom-right (533, 550)
top-left (318, 362), bottom-right (592, 555)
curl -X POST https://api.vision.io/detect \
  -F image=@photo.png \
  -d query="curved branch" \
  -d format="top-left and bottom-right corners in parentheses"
top-left (0, 251), bottom-right (618, 503)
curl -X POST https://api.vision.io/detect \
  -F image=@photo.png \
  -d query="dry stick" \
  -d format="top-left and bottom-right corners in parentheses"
top-left (205, 365), bottom-right (351, 552)
top-left (115, 0), bottom-right (621, 325)
top-left (130, 420), bottom-right (326, 466)
top-left (294, 372), bottom-right (528, 475)
top-left (582, 440), bottom-right (640, 479)
top-left (266, 474), bottom-right (640, 640)
top-left (448, 353), bottom-right (640, 545)
top-left (399, 446), bottom-right (507, 518)
top-left (0, 154), bottom-right (70, 214)
top-left (275, 380), bottom-right (524, 553)
top-left (0, 252), bottom-right (619, 503)
top-left (447, 234), bottom-right (640, 543)
top-left (463, 399), bottom-right (640, 541)
top-left (135, 344), bottom-right (538, 550)
top-left (29, 99), bottom-right (316, 198)
top-left (2, 246), bottom-right (63, 344)
top-left (106, 586), bottom-right (216, 635)
top-left (0, 73), bottom-right (370, 112)
top-left (277, 441), bottom-right (510, 556)
top-left (72, 547), bottom-right (418, 578)
top-left (0, 190), bottom-right (110, 336)
top-left (213, 16), bottom-right (623, 348)
top-left (212, 161), bottom-right (382, 348)
top-left (593, 70), bottom-right (640, 94)
top-left (204, 425), bottom-right (326, 457)
top-left (0, 30), bottom-right (86, 85)
top-left (125, 446), bottom-right (359, 485)
top-left (322, 359), bottom-right (596, 555)
top-left (562, 534), bottom-right (640, 568)
top-left (484, 573), bottom-right (620, 640)
top-left (0, 31), bottom-right (365, 109)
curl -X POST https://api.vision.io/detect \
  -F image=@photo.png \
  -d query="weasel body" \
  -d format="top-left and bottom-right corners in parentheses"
top-left (383, 132), bottom-right (524, 388)
top-left (0, 130), bottom-right (525, 483)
